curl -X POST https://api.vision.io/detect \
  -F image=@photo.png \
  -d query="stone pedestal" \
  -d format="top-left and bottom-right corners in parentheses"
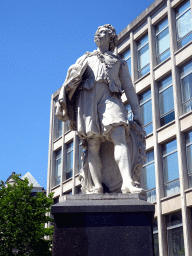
top-left (51, 194), bottom-right (155, 256)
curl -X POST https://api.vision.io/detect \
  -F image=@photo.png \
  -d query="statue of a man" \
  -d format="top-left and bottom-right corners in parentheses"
top-left (56, 24), bottom-right (145, 194)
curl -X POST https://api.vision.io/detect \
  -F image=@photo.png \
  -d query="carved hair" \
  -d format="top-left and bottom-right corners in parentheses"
top-left (94, 24), bottom-right (118, 52)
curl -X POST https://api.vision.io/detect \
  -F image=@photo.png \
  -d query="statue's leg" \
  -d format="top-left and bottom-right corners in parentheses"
top-left (87, 137), bottom-right (103, 193)
top-left (110, 126), bottom-right (143, 194)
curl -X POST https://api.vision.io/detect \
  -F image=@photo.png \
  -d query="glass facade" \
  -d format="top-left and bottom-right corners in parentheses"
top-left (55, 149), bottom-right (62, 186)
top-left (153, 218), bottom-right (159, 256)
top-left (66, 141), bottom-right (73, 179)
top-left (180, 60), bottom-right (192, 113)
top-left (143, 150), bottom-right (156, 202)
top-left (166, 211), bottom-right (185, 256)
top-left (137, 34), bottom-right (150, 78)
top-left (176, 0), bottom-right (192, 49)
top-left (122, 48), bottom-right (132, 77)
top-left (155, 17), bottom-right (170, 64)
top-left (65, 120), bottom-right (70, 133)
top-left (54, 98), bottom-right (63, 139)
top-left (162, 139), bottom-right (180, 197)
top-left (125, 103), bottom-right (133, 121)
top-left (55, 118), bottom-right (62, 139)
top-left (159, 75), bottom-right (175, 126)
top-left (139, 89), bottom-right (153, 135)
top-left (185, 130), bottom-right (192, 187)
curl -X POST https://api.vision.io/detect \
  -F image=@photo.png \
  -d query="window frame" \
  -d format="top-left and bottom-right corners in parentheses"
top-left (54, 98), bottom-right (63, 139)
top-left (166, 211), bottom-right (185, 256)
top-left (176, 0), bottom-right (192, 48)
top-left (137, 34), bottom-right (150, 78)
top-left (139, 88), bottom-right (153, 135)
top-left (162, 139), bottom-right (180, 197)
top-left (143, 150), bottom-right (156, 202)
top-left (55, 149), bottom-right (62, 186)
top-left (125, 102), bottom-right (133, 121)
top-left (158, 75), bottom-right (175, 127)
top-left (180, 60), bottom-right (192, 113)
top-left (155, 17), bottom-right (170, 65)
top-left (185, 131), bottom-right (192, 187)
top-left (121, 48), bottom-right (132, 77)
top-left (66, 141), bottom-right (73, 180)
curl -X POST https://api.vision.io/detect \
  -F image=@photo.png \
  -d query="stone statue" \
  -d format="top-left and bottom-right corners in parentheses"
top-left (56, 24), bottom-right (146, 194)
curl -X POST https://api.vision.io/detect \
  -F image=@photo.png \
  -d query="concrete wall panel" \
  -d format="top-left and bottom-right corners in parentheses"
top-left (161, 194), bottom-right (181, 214)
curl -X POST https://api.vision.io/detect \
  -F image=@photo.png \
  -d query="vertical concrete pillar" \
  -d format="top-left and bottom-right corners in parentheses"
top-left (148, 16), bottom-right (168, 256)
top-left (46, 95), bottom-right (55, 235)
top-left (130, 31), bottom-right (138, 84)
top-left (47, 95), bottom-right (54, 195)
top-left (72, 133), bottom-right (78, 194)
top-left (60, 122), bottom-right (65, 197)
top-left (167, 0), bottom-right (192, 254)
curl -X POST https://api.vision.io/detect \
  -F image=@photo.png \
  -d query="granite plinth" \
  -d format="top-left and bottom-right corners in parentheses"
top-left (51, 194), bottom-right (155, 256)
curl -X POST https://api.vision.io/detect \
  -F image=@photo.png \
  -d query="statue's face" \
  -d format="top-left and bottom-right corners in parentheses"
top-left (94, 27), bottom-right (110, 48)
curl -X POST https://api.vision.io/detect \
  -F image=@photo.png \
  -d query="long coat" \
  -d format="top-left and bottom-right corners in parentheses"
top-left (56, 50), bottom-right (140, 137)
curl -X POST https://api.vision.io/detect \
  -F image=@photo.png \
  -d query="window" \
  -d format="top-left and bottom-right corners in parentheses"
top-left (78, 140), bottom-right (85, 172)
top-left (155, 18), bottom-right (170, 64)
top-left (176, 0), bottom-right (192, 49)
top-left (54, 197), bottom-right (59, 204)
top-left (55, 118), bottom-right (62, 139)
top-left (64, 190), bottom-right (72, 195)
top-left (66, 141), bottom-right (73, 179)
top-left (153, 218), bottom-right (159, 256)
top-left (185, 130), bottom-right (192, 187)
top-left (54, 98), bottom-right (63, 139)
top-left (180, 60), bottom-right (192, 113)
top-left (139, 89), bottom-right (153, 135)
top-left (143, 150), bottom-right (156, 202)
top-left (137, 34), bottom-right (150, 78)
top-left (125, 103), bottom-right (133, 121)
top-left (166, 211), bottom-right (185, 256)
top-left (162, 139), bottom-right (180, 197)
top-left (121, 48), bottom-right (132, 77)
top-left (65, 120), bottom-right (70, 133)
top-left (159, 75), bottom-right (175, 126)
top-left (76, 186), bottom-right (82, 194)
top-left (55, 149), bottom-right (61, 186)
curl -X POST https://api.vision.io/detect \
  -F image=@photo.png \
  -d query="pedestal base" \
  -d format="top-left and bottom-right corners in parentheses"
top-left (51, 194), bottom-right (155, 256)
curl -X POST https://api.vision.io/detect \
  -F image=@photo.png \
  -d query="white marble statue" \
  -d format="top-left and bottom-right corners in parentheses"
top-left (56, 24), bottom-right (146, 194)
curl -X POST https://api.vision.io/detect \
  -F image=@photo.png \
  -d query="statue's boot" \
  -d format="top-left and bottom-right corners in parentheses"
top-left (89, 186), bottom-right (103, 194)
top-left (121, 183), bottom-right (144, 194)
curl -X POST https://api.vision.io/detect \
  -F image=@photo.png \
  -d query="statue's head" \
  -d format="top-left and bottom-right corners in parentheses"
top-left (94, 24), bottom-right (117, 52)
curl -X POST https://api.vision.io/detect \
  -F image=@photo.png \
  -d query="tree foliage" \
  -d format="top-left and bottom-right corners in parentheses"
top-left (0, 174), bottom-right (54, 255)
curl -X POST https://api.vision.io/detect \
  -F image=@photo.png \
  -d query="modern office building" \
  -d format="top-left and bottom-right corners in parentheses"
top-left (47, 0), bottom-right (192, 254)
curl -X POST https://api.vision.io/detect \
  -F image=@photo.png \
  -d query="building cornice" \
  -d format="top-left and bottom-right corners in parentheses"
top-left (117, 0), bottom-right (167, 44)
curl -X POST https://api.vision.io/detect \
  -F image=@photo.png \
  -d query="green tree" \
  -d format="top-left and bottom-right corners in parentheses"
top-left (0, 174), bottom-right (54, 256)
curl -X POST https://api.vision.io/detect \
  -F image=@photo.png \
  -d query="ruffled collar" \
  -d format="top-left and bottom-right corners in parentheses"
top-left (87, 50), bottom-right (119, 68)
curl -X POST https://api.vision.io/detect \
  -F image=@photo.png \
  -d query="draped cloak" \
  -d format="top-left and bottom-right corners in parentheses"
top-left (56, 50), bottom-right (146, 193)
top-left (56, 50), bottom-right (140, 140)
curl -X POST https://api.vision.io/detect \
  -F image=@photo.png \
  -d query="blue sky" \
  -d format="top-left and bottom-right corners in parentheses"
top-left (0, 0), bottom-right (154, 189)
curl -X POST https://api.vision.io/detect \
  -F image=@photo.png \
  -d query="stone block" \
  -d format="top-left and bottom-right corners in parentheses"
top-left (51, 194), bottom-right (155, 256)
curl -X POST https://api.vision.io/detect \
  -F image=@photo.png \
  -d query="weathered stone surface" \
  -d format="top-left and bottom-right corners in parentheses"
top-left (58, 192), bottom-right (147, 202)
